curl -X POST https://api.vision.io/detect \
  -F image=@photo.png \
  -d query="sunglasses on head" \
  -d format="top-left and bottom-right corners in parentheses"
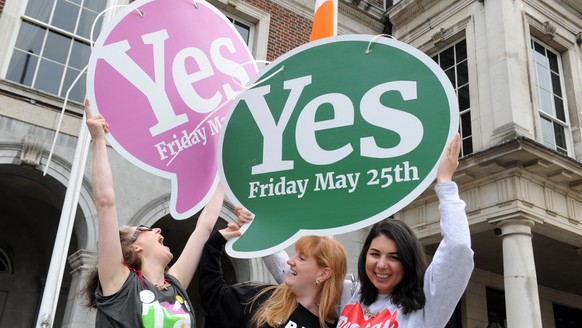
top-left (129, 225), bottom-right (153, 243)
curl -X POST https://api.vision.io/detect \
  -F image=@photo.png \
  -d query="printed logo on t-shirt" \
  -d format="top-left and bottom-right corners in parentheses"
top-left (142, 301), bottom-right (191, 327)
top-left (338, 302), bottom-right (399, 328)
top-left (284, 321), bottom-right (303, 328)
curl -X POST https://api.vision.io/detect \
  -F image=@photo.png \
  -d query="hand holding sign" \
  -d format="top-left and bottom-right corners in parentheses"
top-left (219, 35), bottom-right (459, 258)
top-left (437, 133), bottom-right (461, 183)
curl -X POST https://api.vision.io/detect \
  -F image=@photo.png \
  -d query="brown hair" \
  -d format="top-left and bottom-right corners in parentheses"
top-left (81, 226), bottom-right (141, 308)
top-left (252, 236), bottom-right (347, 328)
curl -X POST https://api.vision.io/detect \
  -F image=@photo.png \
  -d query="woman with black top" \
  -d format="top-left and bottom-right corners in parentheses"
top-left (199, 221), bottom-right (347, 328)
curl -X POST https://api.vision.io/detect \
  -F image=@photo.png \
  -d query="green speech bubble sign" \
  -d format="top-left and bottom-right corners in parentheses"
top-left (219, 35), bottom-right (459, 258)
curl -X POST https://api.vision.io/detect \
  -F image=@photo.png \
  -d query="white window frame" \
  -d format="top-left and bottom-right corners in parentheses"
top-left (530, 37), bottom-right (572, 156)
top-left (431, 39), bottom-right (472, 157)
top-left (208, 0), bottom-right (270, 64)
top-left (0, 0), bottom-right (269, 104)
top-left (0, 0), bottom-right (111, 103)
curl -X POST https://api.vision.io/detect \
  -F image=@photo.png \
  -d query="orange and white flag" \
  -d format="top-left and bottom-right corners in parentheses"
top-left (310, 0), bottom-right (337, 41)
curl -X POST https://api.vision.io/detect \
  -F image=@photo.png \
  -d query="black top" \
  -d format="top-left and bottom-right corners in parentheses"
top-left (199, 230), bottom-right (334, 328)
top-left (95, 272), bottom-right (195, 327)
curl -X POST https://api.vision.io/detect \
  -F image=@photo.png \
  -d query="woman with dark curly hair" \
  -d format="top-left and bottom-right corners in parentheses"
top-left (263, 134), bottom-right (474, 327)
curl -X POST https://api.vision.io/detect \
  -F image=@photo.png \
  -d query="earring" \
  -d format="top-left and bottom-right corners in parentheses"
top-left (315, 279), bottom-right (321, 286)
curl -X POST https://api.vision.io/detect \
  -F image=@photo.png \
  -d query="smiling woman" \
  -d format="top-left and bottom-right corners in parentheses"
top-left (363, 233), bottom-right (406, 295)
top-left (263, 135), bottom-right (474, 328)
top-left (199, 223), bottom-right (347, 328)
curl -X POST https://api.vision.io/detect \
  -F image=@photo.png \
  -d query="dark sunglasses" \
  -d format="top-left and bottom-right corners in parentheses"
top-left (129, 225), bottom-right (153, 243)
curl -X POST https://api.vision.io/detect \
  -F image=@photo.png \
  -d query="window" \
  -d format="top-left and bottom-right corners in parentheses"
top-left (227, 17), bottom-right (251, 45)
top-left (531, 39), bottom-right (569, 155)
top-left (486, 287), bottom-right (507, 328)
top-left (210, 0), bottom-right (270, 62)
top-left (445, 301), bottom-right (462, 327)
top-left (0, 248), bottom-right (12, 274)
top-left (432, 40), bottom-right (472, 156)
top-left (6, 0), bottom-right (107, 102)
top-left (554, 303), bottom-right (582, 328)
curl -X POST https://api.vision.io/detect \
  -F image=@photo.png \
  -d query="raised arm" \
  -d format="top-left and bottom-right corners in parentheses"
top-left (168, 184), bottom-right (224, 288)
top-left (234, 207), bottom-right (290, 284)
top-left (199, 224), bottom-right (247, 328)
top-left (86, 99), bottom-right (129, 296)
top-left (424, 133), bottom-right (474, 325)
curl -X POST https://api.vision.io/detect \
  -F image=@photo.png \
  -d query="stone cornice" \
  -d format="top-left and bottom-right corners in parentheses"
top-left (525, 14), bottom-right (572, 51)
top-left (524, 0), bottom-right (582, 35)
top-left (558, 0), bottom-right (582, 15)
top-left (386, 0), bottom-right (472, 44)
top-left (340, 1), bottom-right (386, 31)
top-left (0, 79), bottom-right (83, 114)
top-left (387, 0), bottom-right (438, 27)
top-left (341, 0), bottom-right (386, 22)
top-left (456, 137), bottom-right (582, 195)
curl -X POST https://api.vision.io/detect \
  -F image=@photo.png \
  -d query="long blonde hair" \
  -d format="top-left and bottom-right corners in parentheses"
top-left (252, 236), bottom-right (347, 328)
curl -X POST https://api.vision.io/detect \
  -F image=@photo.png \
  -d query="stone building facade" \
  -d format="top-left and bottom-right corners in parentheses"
top-left (0, 0), bottom-right (580, 327)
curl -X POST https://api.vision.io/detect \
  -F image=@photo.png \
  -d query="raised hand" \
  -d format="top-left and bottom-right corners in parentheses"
top-left (219, 223), bottom-right (242, 240)
top-left (436, 133), bottom-right (461, 183)
top-left (234, 206), bottom-right (253, 227)
top-left (84, 99), bottom-right (109, 140)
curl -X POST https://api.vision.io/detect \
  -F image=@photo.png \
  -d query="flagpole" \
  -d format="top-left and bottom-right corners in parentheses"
top-left (35, 2), bottom-right (119, 326)
top-left (35, 118), bottom-right (91, 328)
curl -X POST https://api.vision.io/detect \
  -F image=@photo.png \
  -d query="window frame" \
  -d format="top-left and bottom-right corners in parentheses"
top-left (4, 0), bottom-right (108, 103)
top-left (431, 38), bottom-right (472, 157)
top-left (207, 0), bottom-right (270, 63)
top-left (530, 37), bottom-right (572, 156)
top-left (226, 15), bottom-right (254, 48)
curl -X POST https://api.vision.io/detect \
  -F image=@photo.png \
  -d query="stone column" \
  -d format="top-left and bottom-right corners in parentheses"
top-left (497, 218), bottom-right (542, 328)
top-left (61, 250), bottom-right (97, 328)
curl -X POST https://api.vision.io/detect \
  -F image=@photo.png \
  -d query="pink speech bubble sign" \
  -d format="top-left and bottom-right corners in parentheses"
top-left (87, 0), bottom-right (257, 218)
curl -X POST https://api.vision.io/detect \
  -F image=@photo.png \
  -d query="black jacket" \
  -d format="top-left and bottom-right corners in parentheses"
top-left (199, 231), bottom-right (333, 328)
top-left (199, 230), bottom-right (271, 328)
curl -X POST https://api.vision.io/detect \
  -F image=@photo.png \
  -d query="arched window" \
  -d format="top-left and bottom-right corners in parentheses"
top-left (0, 248), bottom-right (12, 274)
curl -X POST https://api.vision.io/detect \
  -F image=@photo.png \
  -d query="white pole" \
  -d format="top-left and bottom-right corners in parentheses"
top-left (35, 1), bottom-right (122, 326)
top-left (35, 120), bottom-right (91, 328)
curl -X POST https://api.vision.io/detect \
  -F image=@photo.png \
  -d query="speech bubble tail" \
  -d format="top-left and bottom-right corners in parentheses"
top-left (170, 173), bottom-right (219, 220)
top-left (225, 222), bottom-right (299, 259)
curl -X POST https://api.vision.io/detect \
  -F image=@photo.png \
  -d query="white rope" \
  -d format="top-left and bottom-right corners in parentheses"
top-left (90, 4), bottom-right (144, 49)
top-left (165, 61), bottom-right (285, 167)
top-left (43, 65), bottom-right (88, 176)
top-left (44, 4), bottom-right (143, 175)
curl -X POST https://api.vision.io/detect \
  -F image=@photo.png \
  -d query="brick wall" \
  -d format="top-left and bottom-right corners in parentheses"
top-left (366, 0), bottom-right (385, 10)
top-left (129, 0), bottom-right (368, 62)
top-left (242, 0), bottom-right (312, 61)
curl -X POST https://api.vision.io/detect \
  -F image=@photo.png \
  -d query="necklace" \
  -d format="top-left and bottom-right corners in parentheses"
top-left (152, 280), bottom-right (171, 290)
top-left (363, 307), bottom-right (380, 318)
top-left (143, 275), bottom-right (171, 291)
